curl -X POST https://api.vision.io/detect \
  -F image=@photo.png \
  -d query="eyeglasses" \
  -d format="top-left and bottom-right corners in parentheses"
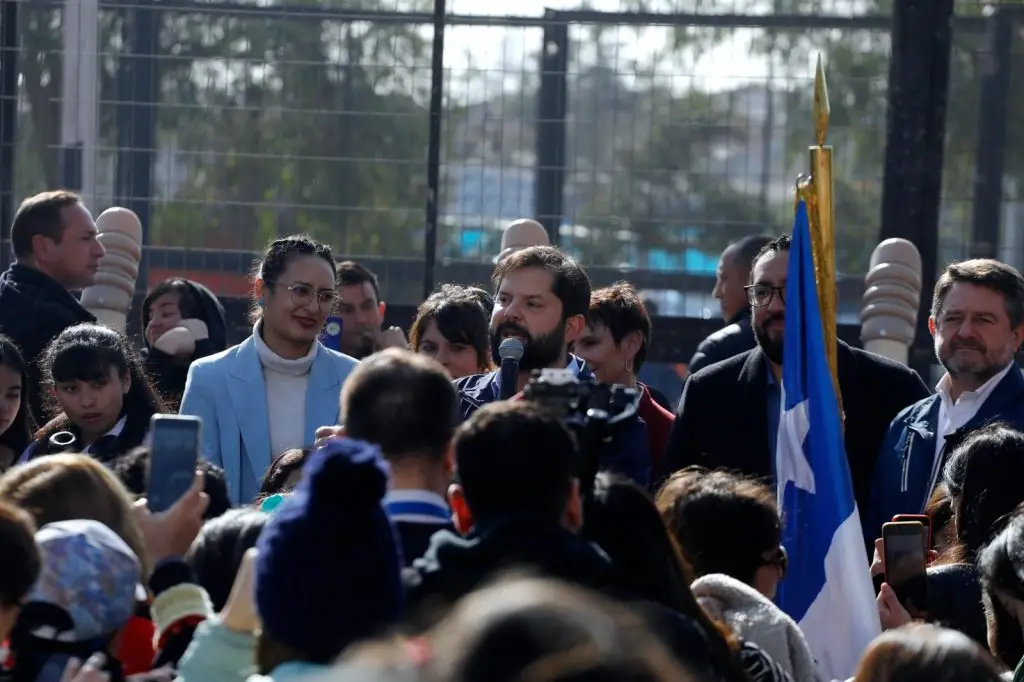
top-left (271, 282), bottom-right (340, 310)
top-left (745, 284), bottom-right (786, 308)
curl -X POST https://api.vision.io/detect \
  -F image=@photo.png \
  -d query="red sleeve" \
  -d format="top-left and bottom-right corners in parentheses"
top-left (116, 614), bottom-right (156, 675)
top-left (638, 386), bottom-right (675, 476)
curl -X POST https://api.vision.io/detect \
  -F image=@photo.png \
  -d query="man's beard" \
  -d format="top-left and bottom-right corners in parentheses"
top-left (753, 313), bottom-right (785, 365)
top-left (937, 338), bottom-right (1002, 384)
top-left (491, 319), bottom-right (566, 372)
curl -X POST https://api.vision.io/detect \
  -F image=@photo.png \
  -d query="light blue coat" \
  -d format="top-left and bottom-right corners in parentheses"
top-left (179, 336), bottom-right (358, 504)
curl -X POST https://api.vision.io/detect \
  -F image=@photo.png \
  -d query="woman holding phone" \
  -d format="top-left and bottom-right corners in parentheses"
top-left (179, 235), bottom-right (359, 504)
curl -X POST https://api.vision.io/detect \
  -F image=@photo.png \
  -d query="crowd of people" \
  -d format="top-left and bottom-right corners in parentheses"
top-left (0, 190), bottom-right (1023, 682)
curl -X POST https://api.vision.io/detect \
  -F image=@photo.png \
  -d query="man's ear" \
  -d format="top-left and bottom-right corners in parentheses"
top-left (379, 301), bottom-right (387, 318)
top-left (564, 314), bottom-right (586, 344)
top-left (448, 483), bottom-right (473, 535)
top-left (442, 441), bottom-right (454, 480)
top-left (621, 330), bottom-right (643, 371)
top-left (1011, 322), bottom-right (1024, 354)
top-left (928, 316), bottom-right (937, 337)
top-left (562, 478), bottom-right (583, 532)
top-left (30, 234), bottom-right (55, 263)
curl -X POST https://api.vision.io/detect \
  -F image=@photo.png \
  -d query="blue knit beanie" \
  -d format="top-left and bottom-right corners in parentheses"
top-left (255, 438), bottom-right (405, 662)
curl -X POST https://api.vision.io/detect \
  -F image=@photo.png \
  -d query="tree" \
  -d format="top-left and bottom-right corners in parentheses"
top-left (15, 0), bottom-right (432, 256)
top-left (14, 5), bottom-right (124, 198)
top-left (617, 0), bottom-right (1021, 273)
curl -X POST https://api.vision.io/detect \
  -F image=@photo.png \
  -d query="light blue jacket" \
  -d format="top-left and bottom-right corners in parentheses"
top-left (179, 336), bottom-right (358, 503)
top-left (177, 619), bottom-right (328, 682)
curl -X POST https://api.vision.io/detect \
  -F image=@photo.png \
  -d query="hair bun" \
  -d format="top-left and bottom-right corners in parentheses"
top-left (306, 438), bottom-right (390, 511)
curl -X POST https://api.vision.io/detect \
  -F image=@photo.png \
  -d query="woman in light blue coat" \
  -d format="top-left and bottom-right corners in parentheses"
top-left (180, 235), bottom-right (358, 504)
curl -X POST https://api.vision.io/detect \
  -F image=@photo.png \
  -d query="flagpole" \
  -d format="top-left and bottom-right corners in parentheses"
top-left (797, 55), bottom-right (841, 411)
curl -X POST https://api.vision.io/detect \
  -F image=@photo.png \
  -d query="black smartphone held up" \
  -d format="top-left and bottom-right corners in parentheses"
top-left (883, 521), bottom-right (929, 612)
top-left (893, 513), bottom-right (933, 551)
top-left (147, 414), bottom-right (202, 513)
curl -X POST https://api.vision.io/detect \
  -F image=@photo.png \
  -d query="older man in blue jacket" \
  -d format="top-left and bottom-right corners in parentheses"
top-left (866, 259), bottom-right (1024, 547)
top-left (454, 246), bottom-right (651, 488)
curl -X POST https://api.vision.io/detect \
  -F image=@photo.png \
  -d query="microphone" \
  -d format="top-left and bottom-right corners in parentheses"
top-left (498, 337), bottom-right (524, 400)
top-left (860, 238), bottom-right (922, 367)
top-left (79, 207), bottom-right (143, 334)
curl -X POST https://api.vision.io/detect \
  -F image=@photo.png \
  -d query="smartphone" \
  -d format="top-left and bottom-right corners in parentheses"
top-left (882, 521), bottom-right (929, 611)
top-left (147, 414), bottom-right (201, 513)
top-left (893, 514), bottom-right (932, 551)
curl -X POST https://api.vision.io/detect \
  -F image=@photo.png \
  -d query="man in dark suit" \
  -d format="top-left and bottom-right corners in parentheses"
top-left (688, 235), bottom-right (773, 375)
top-left (338, 348), bottom-right (458, 565)
top-left (0, 191), bottom-right (105, 425)
top-left (660, 235), bottom-right (930, 514)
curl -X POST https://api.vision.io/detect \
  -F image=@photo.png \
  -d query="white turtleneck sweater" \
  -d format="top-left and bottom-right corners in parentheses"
top-left (252, 323), bottom-right (316, 461)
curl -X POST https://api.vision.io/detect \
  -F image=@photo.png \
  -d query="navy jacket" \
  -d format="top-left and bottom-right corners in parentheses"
top-left (688, 310), bottom-right (757, 375)
top-left (866, 364), bottom-right (1024, 545)
top-left (0, 264), bottom-right (95, 426)
top-left (453, 358), bottom-right (652, 488)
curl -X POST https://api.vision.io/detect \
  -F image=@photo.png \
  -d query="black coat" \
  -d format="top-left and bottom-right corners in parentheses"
top-left (0, 265), bottom-right (96, 426)
top-left (404, 517), bottom-right (739, 681)
top-left (660, 341), bottom-right (930, 514)
top-left (687, 312), bottom-right (758, 376)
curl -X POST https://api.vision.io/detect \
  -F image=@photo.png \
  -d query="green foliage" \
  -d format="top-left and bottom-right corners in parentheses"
top-left (573, 0), bottom-right (1023, 273)
top-left (17, 0), bottom-right (431, 256)
top-left (15, 0), bottom-right (1021, 276)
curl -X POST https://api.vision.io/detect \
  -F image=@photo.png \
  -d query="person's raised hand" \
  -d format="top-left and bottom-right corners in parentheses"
top-left (375, 326), bottom-right (408, 351)
top-left (61, 653), bottom-right (109, 682)
top-left (314, 425), bottom-right (346, 449)
top-left (221, 547), bottom-right (260, 634)
top-left (870, 537), bottom-right (885, 578)
top-left (877, 582), bottom-right (913, 630)
top-left (133, 471), bottom-right (209, 567)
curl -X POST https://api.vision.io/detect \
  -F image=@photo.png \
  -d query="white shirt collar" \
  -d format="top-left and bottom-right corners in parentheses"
top-left (935, 361), bottom-right (1014, 408)
top-left (84, 415), bottom-right (127, 452)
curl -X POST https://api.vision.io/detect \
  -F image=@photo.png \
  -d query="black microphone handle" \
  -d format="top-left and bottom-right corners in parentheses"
top-left (499, 358), bottom-right (520, 400)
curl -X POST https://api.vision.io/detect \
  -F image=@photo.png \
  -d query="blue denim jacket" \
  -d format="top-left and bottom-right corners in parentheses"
top-left (865, 365), bottom-right (1024, 547)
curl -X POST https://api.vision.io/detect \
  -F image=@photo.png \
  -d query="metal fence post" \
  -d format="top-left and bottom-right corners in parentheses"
top-left (970, 6), bottom-right (1015, 261)
top-left (534, 14), bottom-right (569, 246)
top-left (879, 0), bottom-right (955, 381)
top-left (116, 0), bottom-right (159, 292)
top-left (0, 0), bottom-right (18, 268)
top-left (423, 0), bottom-right (446, 300)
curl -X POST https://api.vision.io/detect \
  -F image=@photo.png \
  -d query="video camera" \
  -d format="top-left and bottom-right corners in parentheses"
top-left (522, 368), bottom-right (642, 427)
top-left (522, 369), bottom-right (642, 500)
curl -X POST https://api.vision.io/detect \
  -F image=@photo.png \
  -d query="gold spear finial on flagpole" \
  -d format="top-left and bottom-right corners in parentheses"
top-left (797, 55), bottom-right (841, 407)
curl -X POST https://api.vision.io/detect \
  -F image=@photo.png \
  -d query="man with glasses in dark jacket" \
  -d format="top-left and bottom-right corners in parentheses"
top-left (661, 235), bottom-right (929, 516)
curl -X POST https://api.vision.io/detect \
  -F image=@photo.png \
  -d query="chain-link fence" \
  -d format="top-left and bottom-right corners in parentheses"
top-left (0, 0), bottom-right (1019, 315)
